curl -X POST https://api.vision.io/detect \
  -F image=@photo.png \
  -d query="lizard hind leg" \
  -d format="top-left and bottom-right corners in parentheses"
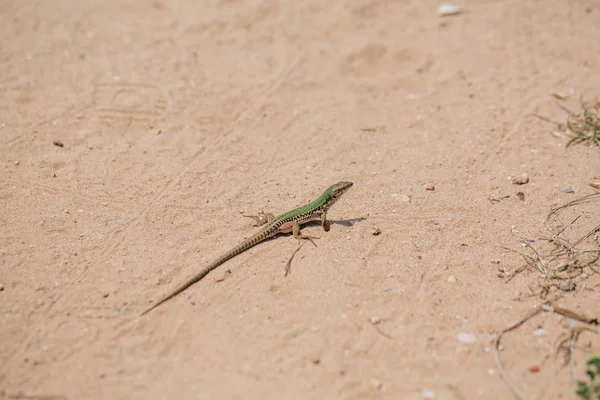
top-left (291, 222), bottom-right (318, 247)
top-left (243, 211), bottom-right (275, 227)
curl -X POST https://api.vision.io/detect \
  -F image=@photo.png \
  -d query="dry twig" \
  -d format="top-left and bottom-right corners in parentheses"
top-left (495, 301), bottom-right (598, 399)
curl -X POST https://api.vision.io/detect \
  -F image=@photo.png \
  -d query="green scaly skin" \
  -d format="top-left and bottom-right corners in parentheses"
top-left (142, 181), bottom-right (353, 315)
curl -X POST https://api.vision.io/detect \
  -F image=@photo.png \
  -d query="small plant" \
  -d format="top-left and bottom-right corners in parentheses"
top-left (560, 101), bottom-right (600, 147)
top-left (576, 355), bottom-right (600, 399)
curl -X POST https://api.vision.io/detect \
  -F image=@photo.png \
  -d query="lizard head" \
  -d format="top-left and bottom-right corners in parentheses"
top-left (323, 181), bottom-right (353, 209)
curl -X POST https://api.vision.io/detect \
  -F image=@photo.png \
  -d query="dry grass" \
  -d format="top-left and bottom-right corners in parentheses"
top-left (553, 101), bottom-right (600, 147)
top-left (496, 194), bottom-right (600, 399)
top-left (501, 193), bottom-right (600, 298)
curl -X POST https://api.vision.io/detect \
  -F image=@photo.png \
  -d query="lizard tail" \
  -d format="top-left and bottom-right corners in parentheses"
top-left (141, 228), bottom-right (276, 315)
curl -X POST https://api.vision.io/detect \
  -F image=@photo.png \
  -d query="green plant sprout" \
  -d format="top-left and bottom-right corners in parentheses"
top-left (576, 355), bottom-right (600, 399)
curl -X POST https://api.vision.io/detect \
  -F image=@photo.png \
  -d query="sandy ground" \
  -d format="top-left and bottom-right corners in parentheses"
top-left (1, 0), bottom-right (600, 399)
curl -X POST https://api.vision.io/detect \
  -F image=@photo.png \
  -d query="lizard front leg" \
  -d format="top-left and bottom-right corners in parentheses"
top-left (320, 211), bottom-right (330, 232)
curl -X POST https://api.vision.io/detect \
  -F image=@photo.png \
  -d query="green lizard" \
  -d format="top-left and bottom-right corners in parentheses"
top-left (142, 181), bottom-right (353, 315)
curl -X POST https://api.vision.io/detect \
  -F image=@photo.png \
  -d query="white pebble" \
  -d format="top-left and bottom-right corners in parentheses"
top-left (437, 3), bottom-right (461, 16)
top-left (457, 332), bottom-right (477, 344)
top-left (391, 194), bottom-right (411, 202)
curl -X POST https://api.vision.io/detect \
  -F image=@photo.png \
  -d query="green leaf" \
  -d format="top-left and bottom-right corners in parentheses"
top-left (576, 381), bottom-right (590, 399)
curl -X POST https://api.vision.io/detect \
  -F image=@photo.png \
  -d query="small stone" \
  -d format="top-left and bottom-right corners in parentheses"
top-left (423, 389), bottom-right (435, 399)
top-left (0, 284), bottom-right (4, 291)
top-left (371, 226), bottom-right (382, 236)
top-left (391, 193), bottom-right (411, 202)
top-left (425, 184), bottom-right (435, 191)
top-left (511, 173), bottom-right (529, 185)
top-left (447, 275), bottom-right (456, 282)
top-left (437, 3), bottom-right (461, 16)
top-left (370, 316), bottom-right (381, 325)
top-left (457, 332), bottom-right (477, 344)
top-left (516, 192), bottom-right (525, 201)
top-left (528, 364), bottom-right (540, 373)
top-left (14, 160), bottom-right (19, 165)
top-left (533, 328), bottom-right (547, 336)
top-left (558, 281), bottom-right (576, 292)
top-left (53, 140), bottom-right (64, 147)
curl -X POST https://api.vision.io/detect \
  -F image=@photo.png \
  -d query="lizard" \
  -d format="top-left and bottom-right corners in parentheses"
top-left (141, 181), bottom-right (353, 315)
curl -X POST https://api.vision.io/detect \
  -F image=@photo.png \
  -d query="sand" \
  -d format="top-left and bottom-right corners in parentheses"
top-left (1, 1), bottom-right (599, 399)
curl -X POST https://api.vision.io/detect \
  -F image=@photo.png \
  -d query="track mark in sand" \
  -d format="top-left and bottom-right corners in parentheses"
top-left (92, 81), bottom-right (171, 122)
top-left (4, 60), bottom-right (280, 370)
top-left (1, 143), bottom-right (208, 373)
top-left (3, 27), bottom-right (303, 377)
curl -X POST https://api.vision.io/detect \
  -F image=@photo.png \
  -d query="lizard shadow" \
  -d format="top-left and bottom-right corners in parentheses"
top-left (282, 216), bottom-right (367, 234)
top-left (244, 216), bottom-right (366, 245)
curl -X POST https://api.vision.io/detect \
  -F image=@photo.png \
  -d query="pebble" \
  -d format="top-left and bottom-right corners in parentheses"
top-left (437, 3), bottom-right (461, 16)
top-left (511, 173), bottom-right (529, 185)
top-left (558, 281), bottom-right (576, 292)
top-left (529, 364), bottom-right (540, 373)
top-left (392, 193), bottom-right (411, 202)
top-left (457, 332), bottom-right (477, 344)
